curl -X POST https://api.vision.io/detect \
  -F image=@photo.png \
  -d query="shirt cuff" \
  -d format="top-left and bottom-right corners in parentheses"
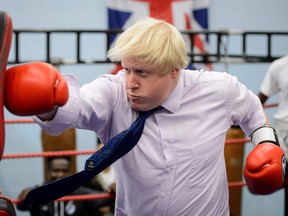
top-left (32, 73), bottom-right (80, 135)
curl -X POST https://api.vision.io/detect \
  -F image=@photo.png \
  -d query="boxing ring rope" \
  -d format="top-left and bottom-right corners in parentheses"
top-left (4, 119), bottom-right (34, 124)
top-left (11, 193), bottom-right (115, 205)
top-left (3, 102), bottom-right (278, 205)
top-left (2, 150), bottom-right (96, 159)
top-left (4, 103), bottom-right (278, 126)
top-left (4, 148), bottom-right (248, 205)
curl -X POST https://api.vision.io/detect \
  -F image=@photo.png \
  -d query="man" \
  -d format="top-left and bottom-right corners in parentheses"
top-left (258, 55), bottom-right (288, 215)
top-left (258, 55), bottom-right (288, 158)
top-left (4, 17), bottom-right (286, 215)
top-left (17, 156), bottom-right (114, 216)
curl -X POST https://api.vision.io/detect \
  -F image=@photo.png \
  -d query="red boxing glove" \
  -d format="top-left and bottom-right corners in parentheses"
top-left (244, 142), bottom-right (286, 195)
top-left (0, 196), bottom-right (16, 216)
top-left (4, 62), bottom-right (68, 116)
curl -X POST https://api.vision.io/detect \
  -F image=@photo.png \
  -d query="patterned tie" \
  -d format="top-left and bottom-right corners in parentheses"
top-left (25, 107), bottom-right (162, 204)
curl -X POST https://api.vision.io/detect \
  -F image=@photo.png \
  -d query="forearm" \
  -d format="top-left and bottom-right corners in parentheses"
top-left (258, 92), bottom-right (268, 104)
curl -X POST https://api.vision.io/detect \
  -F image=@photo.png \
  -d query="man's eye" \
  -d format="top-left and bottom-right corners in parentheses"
top-left (136, 70), bottom-right (146, 75)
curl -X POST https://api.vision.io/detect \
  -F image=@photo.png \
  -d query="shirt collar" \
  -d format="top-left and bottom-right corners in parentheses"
top-left (161, 74), bottom-right (183, 113)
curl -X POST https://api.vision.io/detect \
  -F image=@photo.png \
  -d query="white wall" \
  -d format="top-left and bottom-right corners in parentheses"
top-left (1, 0), bottom-right (288, 215)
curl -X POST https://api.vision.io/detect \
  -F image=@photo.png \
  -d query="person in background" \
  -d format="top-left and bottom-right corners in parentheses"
top-left (16, 156), bottom-right (114, 216)
top-left (258, 55), bottom-right (288, 159)
top-left (258, 55), bottom-right (288, 215)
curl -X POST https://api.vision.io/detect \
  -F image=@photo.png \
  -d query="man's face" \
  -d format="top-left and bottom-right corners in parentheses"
top-left (48, 158), bottom-right (70, 182)
top-left (122, 57), bottom-right (179, 111)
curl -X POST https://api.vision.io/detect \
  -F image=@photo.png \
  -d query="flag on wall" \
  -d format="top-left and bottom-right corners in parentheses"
top-left (107, 0), bottom-right (211, 74)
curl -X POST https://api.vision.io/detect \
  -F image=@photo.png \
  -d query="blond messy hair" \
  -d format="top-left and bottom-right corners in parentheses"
top-left (107, 17), bottom-right (188, 75)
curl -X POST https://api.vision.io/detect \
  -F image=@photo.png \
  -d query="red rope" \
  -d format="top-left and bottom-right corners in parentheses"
top-left (58, 193), bottom-right (115, 202)
top-left (3, 103), bottom-right (279, 125)
top-left (4, 119), bottom-right (34, 124)
top-left (2, 150), bottom-right (97, 159)
top-left (2, 137), bottom-right (252, 160)
top-left (225, 138), bottom-right (250, 144)
top-left (9, 182), bottom-right (246, 204)
top-left (263, 103), bottom-right (278, 108)
top-left (11, 193), bottom-right (115, 204)
top-left (2, 138), bottom-right (251, 159)
top-left (228, 181), bottom-right (246, 187)
top-left (2, 137), bottom-right (251, 159)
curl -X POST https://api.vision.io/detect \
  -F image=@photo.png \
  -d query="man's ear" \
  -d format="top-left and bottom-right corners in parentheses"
top-left (171, 68), bottom-right (180, 79)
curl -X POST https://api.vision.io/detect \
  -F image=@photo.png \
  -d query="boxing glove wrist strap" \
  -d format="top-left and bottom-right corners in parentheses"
top-left (251, 125), bottom-right (279, 146)
top-left (37, 106), bottom-right (58, 122)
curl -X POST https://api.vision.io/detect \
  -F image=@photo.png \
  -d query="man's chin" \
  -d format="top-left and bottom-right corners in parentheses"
top-left (130, 104), bottom-right (142, 111)
top-left (129, 102), bottom-right (145, 111)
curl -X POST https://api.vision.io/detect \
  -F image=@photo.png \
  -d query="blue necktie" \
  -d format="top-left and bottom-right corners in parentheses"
top-left (25, 107), bottom-right (162, 204)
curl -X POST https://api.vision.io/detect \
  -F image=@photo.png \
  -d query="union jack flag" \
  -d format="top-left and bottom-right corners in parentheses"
top-left (107, 0), bottom-right (212, 74)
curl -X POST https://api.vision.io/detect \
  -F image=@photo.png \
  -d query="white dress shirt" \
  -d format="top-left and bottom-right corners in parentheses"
top-left (260, 55), bottom-right (288, 157)
top-left (34, 69), bottom-right (265, 216)
top-left (260, 55), bottom-right (288, 127)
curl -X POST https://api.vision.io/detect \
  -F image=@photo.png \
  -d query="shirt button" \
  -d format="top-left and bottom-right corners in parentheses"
top-left (167, 166), bottom-right (174, 172)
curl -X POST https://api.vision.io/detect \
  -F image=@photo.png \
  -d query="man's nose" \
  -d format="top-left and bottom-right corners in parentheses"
top-left (56, 171), bottom-right (68, 179)
top-left (126, 72), bottom-right (139, 89)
